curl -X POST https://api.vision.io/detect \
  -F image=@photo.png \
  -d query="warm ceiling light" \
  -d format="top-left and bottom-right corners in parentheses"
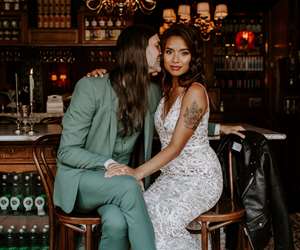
top-left (85, 0), bottom-right (157, 16)
top-left (161, 1), bottom-right (228, 41)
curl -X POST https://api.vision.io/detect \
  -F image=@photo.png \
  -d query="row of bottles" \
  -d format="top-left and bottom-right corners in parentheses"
top-left (283, 97), bottom-right (299, 115)
top-left (0, 0), bottom-right (27, 12)
top-left (0, 224), bottom-right (49, 250)
top-left (84, 16), bottom-right (127, 41)
top-left (215, 79), bottom-right (263, 89)
top-left (37, 0), bottom-right (71, 28)
top-left (0, 172), bottom-right (47, 216)
top-left (38, 47), bottom-right (75, 63)
top-left (287, 46), bottom-right (300, 88)
top-left (0, 47), bottom-right (115, 63)
top-left (0, 47), bottom-right (22, 62)
top-left (222, 17), bottom-right (263, 34)
top-left (215, 16), bottom-right (264, 47)
top-left (214, 56), bottom-right (264, 71)
top-left (88, 48), bottom-right (114, 63)
top-left (0, 18), bottom-right (20, 41)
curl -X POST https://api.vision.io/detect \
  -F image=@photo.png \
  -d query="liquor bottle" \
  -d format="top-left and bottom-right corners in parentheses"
top-left (114, 18), bottom-right (122, 40)
top-left (99, 17), bottom-right (106, 40)
top-left (284, 99), bottom-right (290, 115)
top-left (40, 227), bottom-right (49, 250)
top-left (6, 228), bottom-right (17, 250)
top-left (106, 18), bottom-right (114, 40)
top-left (34, 175), bottom-right (47, 216)
top-left (220, 101), bottom-right (224, 112)
top-left (21, 225), bottom-right (30, 248)
top-left (84, 17), bottom-right (91, 41)
top-left (30, 228), bottom-right (40, 250)
top-left (287, 43), bottom-right (298, 87)
top-left (22, 173), bottom-right (34, 215)
top-left (0, 225), bottom-right (6, 250)
top-left (18, 228), bottom-right (30, 250)
top-left (0, 173), bottom-right (11, 215)
top-left (10, 173), bottom-right (23, 215)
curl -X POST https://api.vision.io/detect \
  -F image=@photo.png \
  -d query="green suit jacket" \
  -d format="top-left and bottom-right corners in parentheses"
top-left (53, 75), bottom-right (161, 213)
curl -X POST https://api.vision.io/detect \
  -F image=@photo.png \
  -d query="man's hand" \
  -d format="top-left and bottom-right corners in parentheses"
top-left (105, 164), bottom-right (139, 179)
top-left (86, 68), bottom-right (107, 78)
top-left (220, 125), bottom-right (245, 138)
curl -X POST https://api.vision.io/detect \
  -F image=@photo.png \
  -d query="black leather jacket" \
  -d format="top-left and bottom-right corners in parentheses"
top-left (217, 131), bottom-right (294, 250)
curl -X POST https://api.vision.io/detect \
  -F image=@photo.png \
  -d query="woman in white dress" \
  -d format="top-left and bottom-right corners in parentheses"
top-left (106, 24), bottom-right (223, 250)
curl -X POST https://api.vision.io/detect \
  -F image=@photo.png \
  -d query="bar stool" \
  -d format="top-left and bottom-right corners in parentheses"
top-left (32, 134), bottom-right (101, 250)
top-left (188, 146), bottom-right (251, 250)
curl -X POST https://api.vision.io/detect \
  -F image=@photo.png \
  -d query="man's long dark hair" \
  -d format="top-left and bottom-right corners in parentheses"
top-left (110, 25), bottom-right (156, 136)
top-left (160, 24), bottom-right (206, 99)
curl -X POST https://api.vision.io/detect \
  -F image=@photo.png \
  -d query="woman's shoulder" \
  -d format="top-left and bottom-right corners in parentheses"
top-left (185, 82), bottom-right (207, 97)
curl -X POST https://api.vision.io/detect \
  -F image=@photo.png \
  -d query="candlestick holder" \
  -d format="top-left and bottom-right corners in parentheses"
top-left (14, 110), bottom-right (21, 135)
top-left (14, 104), bottom-right (37, 136)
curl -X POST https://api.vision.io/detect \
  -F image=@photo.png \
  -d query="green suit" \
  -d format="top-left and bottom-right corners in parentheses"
top-left (54, 75), bottom-right (160, 250)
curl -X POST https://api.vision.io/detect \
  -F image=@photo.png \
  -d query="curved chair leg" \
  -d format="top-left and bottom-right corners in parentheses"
top-left (211, 228), bottom-right (220, 250)
top-left (59, 224), bottom-right (66, 250)
top-left (85, 225), bottom-right (93, 250)
top-left (67, 229), bottom-right (75, 250)
top-left (201, 222), bottom-right (209, 250)
top-left (49, 217), bottom-right (55, 250)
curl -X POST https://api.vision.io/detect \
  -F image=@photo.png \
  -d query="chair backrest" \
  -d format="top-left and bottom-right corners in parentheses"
top-left (32, 134), bottom-right (61, 214)
top-left (216, 134), bottom-right (243, 203)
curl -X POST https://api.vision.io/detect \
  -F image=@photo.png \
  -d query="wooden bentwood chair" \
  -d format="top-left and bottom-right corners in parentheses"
top-left (188, 142), bottom-right (251, 250)
top-left (32, 134), bottom-right (101, 250)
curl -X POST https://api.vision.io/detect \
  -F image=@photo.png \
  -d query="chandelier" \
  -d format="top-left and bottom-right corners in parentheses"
top-left (160, 2), bottom-right (228, 41)
top-left (85, 0), bottom-right (157, 16)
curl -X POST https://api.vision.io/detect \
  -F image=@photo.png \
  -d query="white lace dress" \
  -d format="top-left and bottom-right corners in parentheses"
top-left (144, 94), bottom-right (223, 250)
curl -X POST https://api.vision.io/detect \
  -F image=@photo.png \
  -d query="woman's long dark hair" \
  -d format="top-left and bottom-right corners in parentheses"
top-left (110, 25), bottom-right (156, 136)
top-left (160, 24), bottom-right (206, 99)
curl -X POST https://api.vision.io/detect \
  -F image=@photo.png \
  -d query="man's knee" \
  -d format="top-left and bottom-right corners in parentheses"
top-left (120, 176), bottom-right (141, 193)
top-left (99, 206), bottom-right (128, 237)
top-left (103, 216), bottom-right (127, 237)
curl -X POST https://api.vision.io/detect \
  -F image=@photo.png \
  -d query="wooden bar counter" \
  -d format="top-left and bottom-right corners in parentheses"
top-left (0, 124), bottom-right (62, 173)
top-left (0, 122), bottom-right (286, 173)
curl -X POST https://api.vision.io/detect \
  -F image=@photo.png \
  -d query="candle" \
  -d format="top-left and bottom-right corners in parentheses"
top-left (29, 68), bottom-right (34, 104)
top-left (15, 73), bottom-right (19, 108)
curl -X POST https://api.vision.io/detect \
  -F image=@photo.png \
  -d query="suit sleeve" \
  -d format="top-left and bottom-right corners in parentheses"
top-left (57, 77), bottom-right (110, 169)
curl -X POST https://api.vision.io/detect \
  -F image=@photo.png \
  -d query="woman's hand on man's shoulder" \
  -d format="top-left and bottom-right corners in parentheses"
top-left (86, 68), bottom-right (107, 78)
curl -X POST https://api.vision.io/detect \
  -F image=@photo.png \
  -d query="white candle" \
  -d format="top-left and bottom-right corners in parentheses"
top-left (29, 68), bottom-right (34, 104)
top-left (15, 73), bottom-right (19, 107)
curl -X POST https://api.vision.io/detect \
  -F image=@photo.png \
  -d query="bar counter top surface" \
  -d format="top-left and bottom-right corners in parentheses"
top-left (209, 123), bottom-right (286, 141)
top-left (0, 124), bottom-right (62, 142)
top-left (0, 123), bottom-right (285, 142)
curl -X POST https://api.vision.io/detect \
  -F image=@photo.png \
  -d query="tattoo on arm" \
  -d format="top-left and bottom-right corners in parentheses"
top-left (183, 101), bottom-right (203, 130)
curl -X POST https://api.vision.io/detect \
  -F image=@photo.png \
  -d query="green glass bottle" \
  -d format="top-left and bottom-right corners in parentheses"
top-left (18, 228), bottom-right (30, 250)
top-left (0, 173), bottom-right (11, 215)
top-left (40, 227), bottom-right (49, 250)
top-left (6, 228), bottom-right (17, 250)
top-left (10, 174), bottom-right (23, 215)
top-left (22, 173), bottom-right (34, 215)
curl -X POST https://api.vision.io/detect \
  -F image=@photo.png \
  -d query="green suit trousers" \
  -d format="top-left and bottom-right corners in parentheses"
top-left (75, 168), bottom-right (156, 250)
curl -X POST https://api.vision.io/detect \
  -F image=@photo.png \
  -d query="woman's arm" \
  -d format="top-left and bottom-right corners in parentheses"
top-left (106, 83), bottom-right (208, 180)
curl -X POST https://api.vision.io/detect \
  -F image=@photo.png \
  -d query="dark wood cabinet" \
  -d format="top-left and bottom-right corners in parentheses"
top-left (0, 124), bottom-right (61, 248)
top-left (211, 13), bottom-right (268, 125)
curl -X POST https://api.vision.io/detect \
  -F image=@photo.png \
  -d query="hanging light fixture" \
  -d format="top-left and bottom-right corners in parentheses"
top-left (161, 1), bottom-right (228, 41)
top-left (85, 0), bottom-right (157, 16)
